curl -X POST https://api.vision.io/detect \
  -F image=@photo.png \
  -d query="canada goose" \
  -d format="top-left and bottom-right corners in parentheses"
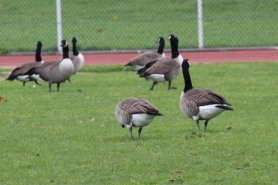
top-left (138, 35), bottom-right (183, 90)
top-left (68, 37), bottom-right (84, 82)
top-left (180, 59), bottom-right (233, 131)
top-left (124, 37), bottom-right (166, 71)
top-left (115, 98), bottom-right (163, 140)
top-left (26, 40), bottom-right (74, 92)
top-left (6, 41), bottom-right (44, 86)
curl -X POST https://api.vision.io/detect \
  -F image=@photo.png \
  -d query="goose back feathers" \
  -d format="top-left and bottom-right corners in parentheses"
top-left (115, 98), bottom-right (162, 140)
top-left (125, 37), bottom-right (165, 71)
top-left (180, 59), bottom-right (233, 131)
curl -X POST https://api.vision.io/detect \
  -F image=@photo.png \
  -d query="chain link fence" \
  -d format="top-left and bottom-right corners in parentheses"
top-left (1, 0), bottom-right (278, 54)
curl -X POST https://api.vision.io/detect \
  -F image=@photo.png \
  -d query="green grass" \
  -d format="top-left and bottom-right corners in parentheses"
top-left (0, 62), bottom-right (278, 184)
top-left (0, 0), bottom-right (278, 53)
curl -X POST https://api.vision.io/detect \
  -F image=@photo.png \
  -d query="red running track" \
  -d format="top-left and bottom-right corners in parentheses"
top-left (0, 49), bottom-right (277, 67)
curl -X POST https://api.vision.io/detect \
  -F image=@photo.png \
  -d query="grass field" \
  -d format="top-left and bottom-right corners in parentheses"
top-left (0, 0), bottom-right (278, 53)
top-left (0, 62), bottom-right (277, 184)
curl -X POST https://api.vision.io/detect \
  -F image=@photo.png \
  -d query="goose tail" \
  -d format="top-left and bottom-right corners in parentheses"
top-left (137, 67), bottom-right (146, 77)
top-left (215, 105), bottom-right (233, 111)
top-left (6, 73), bottom-right (17, 81)
top-left (147, 109), bottom-right (163, 116)
top-left (124, 62), bottom-right (132, 66)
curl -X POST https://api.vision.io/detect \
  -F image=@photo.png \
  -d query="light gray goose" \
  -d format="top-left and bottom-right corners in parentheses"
top-left (6, 41), bottom-right (44, 86)
top-left (138, 35), bottom-right (183, 90)
top-left (124, 37), bottom-right (166, 71)
top-left (26, 40), bottom-right (74, 92)
top-left (180, 59), bottom-right (233, 131)
top-left (115, 98), bottom-right (163, 140)
top-left (68, 37), bottom-right (84, 82)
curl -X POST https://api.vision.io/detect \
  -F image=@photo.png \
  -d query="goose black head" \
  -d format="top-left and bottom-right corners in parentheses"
top-left (182, 59), bottom-right (190, 69)
top-left (168, 34), bottom-right (175, 40)
top-left (72, 37), bottom-right (77, 43)
top-left (60, 40), bottom-right (68, 47)
top-left (157, 37), bottom-right (164, 43)
top-left (37, 41), bottom-right (42, 47)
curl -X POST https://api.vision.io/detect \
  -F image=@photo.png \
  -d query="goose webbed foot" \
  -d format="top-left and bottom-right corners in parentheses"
top-left (150, 82), bottom-right (158, 91)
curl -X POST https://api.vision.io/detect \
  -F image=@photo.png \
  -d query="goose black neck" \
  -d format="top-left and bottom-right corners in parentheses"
top-left (72, 41), bottom-right (79, 56)
top-left (171, 39), bottom-right (179, 59)
top-left (35, 44), bottom-right (42, 62)
top-left (182, 66), bottom-right (193, 93)
top-left (63, 45), bottom-right (69, 59)
top-left (157, 40), bottom-right (164, 55)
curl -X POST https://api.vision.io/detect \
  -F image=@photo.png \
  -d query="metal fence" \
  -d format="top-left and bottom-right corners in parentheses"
top-left (1, 0), bottom-right (278, 53)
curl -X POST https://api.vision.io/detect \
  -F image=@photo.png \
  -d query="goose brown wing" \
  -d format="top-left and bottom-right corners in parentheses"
top-left (202, 88), bottom-right (229, 104)
top-left (145, 58), bottom-right (178, 75)
top-left (185, 89), bottom-right (228, 107)
top-left (29, 61), bottom-right (59, 81)
top-left (8, 61), bottom-right (41, 78)
top-left (129, 51), bottom-right (162, 66)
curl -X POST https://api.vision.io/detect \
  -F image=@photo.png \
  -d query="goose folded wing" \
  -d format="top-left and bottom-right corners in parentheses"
top-left (145, 58), bottom-right (177, 75)
top-left (190, 89), bottom-right (228, 106)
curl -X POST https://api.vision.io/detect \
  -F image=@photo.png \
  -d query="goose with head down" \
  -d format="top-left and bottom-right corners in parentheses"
top-left (115, 98), bottom-right (163, 140)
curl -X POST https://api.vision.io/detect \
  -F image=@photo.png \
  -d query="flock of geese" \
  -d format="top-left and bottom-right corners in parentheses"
top-left (6, 35), bottom-right (233, 140)
top-left (6, 37), bottom-right (84, 91)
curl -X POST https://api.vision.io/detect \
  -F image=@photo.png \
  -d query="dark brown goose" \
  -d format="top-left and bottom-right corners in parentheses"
top-left (138, 35), bottom-right (183, 90)
top-left (25, 40), bottom-right (74, 92)
top-left (115, 98), bottom-right (163, 140)
top-left (6, 41), bottom-right (44, 86)
top-left (180, 59), bottom-right (233, 131)
top-left (124, 37), bottom-right (165, 71)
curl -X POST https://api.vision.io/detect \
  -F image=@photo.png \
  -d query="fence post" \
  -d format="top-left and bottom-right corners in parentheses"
top-left (56, 0), bottom-right (62, 53)
top-left (197, 0), bottom-right (204, 49)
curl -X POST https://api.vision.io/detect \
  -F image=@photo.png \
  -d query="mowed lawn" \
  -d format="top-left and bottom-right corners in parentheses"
top-left (0, 62), bottom-right (277, 184)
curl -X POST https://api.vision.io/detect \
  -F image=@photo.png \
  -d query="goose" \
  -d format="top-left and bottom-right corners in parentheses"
top-left (124, 37), bottom-right (166, 71)
top-left (26, 40), bottom-right (74, 92)
top-left (180, 59), bottom-right (233, 131)
top-left (115, 98), bottom-right (163, 140)
top-left (138, 35), bottom-right (183, 90)
top-left (6, 41), bottom-right (44, 86)
top-left (68, 37), bottom-right (84, 82)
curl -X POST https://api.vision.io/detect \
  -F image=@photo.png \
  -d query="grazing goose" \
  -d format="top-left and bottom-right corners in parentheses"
top-left (26, 40), bottom-right (74, 92)
top-left (115, 98), bottom-right (163, 140)
top-left (68, 37), bottom-right (84, 82)
top-left (180, 59), bottom-right (233, 131)
top-left (138, 35), bottom-right (183, 90)
top-left (6, 41), bottom-right (44, 86)
top-left (124, 37), bottom-right (166, 71)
